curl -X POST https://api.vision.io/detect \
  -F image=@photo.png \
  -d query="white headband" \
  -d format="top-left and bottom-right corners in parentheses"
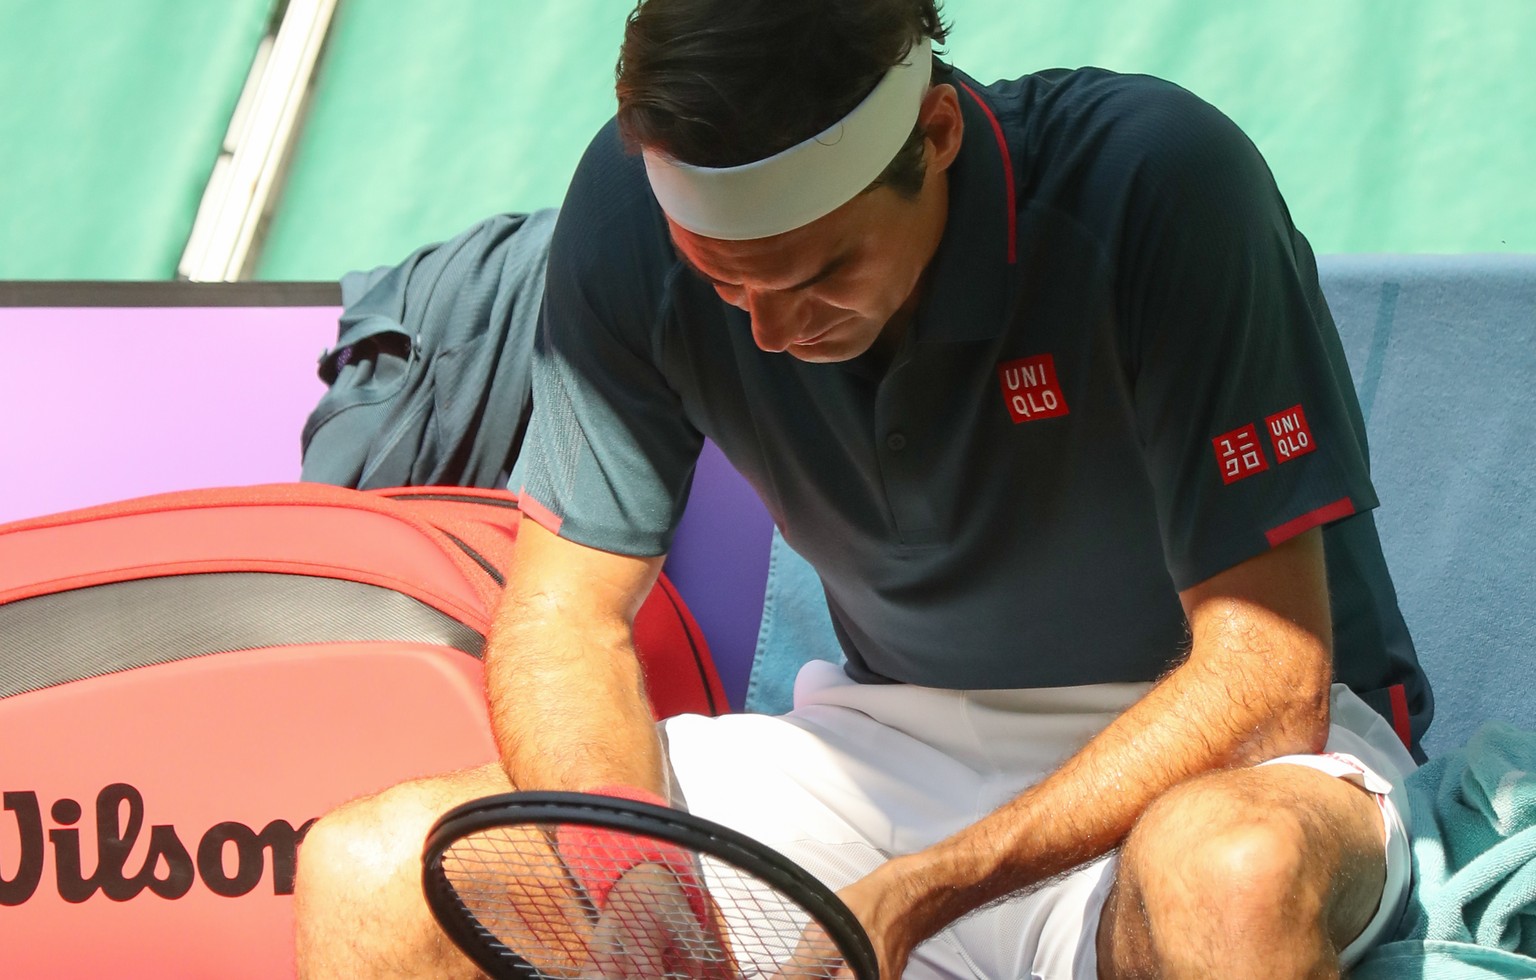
top-left (642, 37), bottom-right (934, 241)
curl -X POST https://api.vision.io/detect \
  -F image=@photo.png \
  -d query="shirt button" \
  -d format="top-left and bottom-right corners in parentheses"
top-left (885, 432), bottom-right (907, 452)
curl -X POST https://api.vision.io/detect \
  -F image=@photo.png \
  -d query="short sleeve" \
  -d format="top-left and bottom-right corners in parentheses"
top-left (1111, 82), bottom-right (1377, 590)
top-left (516, 122), bottom-right (704, 556)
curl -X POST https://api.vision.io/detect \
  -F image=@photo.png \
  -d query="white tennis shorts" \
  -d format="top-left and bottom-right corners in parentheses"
top-left (662, 660), bottom-right (1417, 980)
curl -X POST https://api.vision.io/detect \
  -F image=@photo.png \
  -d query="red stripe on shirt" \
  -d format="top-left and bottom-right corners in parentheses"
top-left (517, 489), bottom-right (565, 536)
top-left (1388, 683), bottom-right (1413, 750)
top-left (957, 82), bottom-right (1017, 265)
top-left (1264, 497), bottom-right (1356, 547)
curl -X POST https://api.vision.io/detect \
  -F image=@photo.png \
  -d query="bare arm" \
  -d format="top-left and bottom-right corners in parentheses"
top-left (486, 517), bottom-right (671, 795)
top-left (841, 528), bottom-right (1335, 974)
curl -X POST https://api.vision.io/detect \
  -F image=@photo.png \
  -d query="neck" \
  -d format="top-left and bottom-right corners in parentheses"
top-left (866, 278), bottom-right (925, 373)
top-left (869, 173), bottom-right (947, 373)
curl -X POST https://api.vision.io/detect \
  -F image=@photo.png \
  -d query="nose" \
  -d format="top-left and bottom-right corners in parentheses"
top-left (745, 289), bottom-right (808, 352)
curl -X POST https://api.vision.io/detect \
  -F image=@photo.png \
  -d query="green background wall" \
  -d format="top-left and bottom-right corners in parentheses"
top-left (0, 0), bottom-right (275, 279)
top-left (2, 0), bottom-right (1532, 281)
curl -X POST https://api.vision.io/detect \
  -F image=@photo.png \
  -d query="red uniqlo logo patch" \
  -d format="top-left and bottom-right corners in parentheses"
top-left (1213, 424), bottom-right (1269, 485)
top-left (998, 354), bottom-right (1069, 424)
top-left (1265, 404), bottom-right (1317, 463)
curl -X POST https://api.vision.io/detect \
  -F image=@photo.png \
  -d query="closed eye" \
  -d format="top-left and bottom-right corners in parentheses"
top-left (677, 251), bottom-right (852, 295)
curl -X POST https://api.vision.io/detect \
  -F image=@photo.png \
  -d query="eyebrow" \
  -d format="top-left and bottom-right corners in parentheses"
top-left (676, 248), bottom-right (851, 293)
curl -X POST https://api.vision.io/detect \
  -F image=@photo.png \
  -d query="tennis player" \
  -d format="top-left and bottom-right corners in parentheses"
top-left (295, 1), bottom-right (1429, 976)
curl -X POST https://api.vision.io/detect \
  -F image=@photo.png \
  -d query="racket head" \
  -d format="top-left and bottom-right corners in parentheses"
top-left (422, 790), bottom-right (879, 979)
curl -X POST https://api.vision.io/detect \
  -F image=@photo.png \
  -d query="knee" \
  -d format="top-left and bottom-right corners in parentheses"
top-left (1119, 773), bottom-right (1320, 928)
top-left (296, 779), bottom-right (452, 906)
top-left (294, 765), bottom-right (508, 977)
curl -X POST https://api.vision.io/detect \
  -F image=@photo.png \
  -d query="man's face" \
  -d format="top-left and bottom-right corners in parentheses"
top-left (667, 159), bottom-right (948, 364)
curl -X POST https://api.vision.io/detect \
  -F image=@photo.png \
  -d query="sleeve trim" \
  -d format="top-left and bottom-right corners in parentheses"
top-left (1264, 496), bottom-right (1355, 547)
top-left (1388, 683), bottom-right (1413, 750)
top-left (517, 489), bottom-right (565, 536)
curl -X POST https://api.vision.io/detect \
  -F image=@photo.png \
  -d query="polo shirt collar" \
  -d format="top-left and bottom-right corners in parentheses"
top-left (913, 69), bottom-right (1019, 344)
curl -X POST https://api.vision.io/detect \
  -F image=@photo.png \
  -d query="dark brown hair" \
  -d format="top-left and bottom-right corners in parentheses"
top-left (616, 0), bottom-right (950, 198)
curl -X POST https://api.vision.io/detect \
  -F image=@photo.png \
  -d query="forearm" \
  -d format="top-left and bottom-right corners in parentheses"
top-left (483, 520), bottom-right (671, 797)
top-left (871, 532), bottom-right (1335, 946)
top-left (486, 590), bottom-right (667, 794)
top-left (899, 644), bottom-right (1327, 929)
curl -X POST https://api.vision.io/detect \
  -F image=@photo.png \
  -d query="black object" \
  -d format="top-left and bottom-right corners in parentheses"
top-left (422, 791), bottom-right (879, 979)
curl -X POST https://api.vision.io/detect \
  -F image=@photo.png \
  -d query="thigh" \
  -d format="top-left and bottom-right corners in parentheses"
top-left (662, 708), bottom-right (986, 858)
top-left (663, 710), bottom-right (1124, 980)
top-left (931, 854), bottom-right (1117, 980)
top-left (663, 709), bottom-right (981, 976)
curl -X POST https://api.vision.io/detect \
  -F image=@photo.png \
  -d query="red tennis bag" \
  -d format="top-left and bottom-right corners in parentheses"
top-left (0, 484), bottom-right (725, 978)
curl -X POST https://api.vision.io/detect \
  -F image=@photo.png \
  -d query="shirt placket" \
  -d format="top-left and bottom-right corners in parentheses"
top-left (872, 353), bottom-right (943, 546)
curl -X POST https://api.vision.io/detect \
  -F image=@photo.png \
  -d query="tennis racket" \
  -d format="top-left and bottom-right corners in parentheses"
top-left (422, 790), bottom-right (879, 979)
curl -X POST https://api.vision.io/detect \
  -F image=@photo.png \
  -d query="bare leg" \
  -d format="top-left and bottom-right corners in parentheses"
top-left (294, 762), bottom-right (511, 979)
top-left (1097, 764), bottom-right (1386, 980)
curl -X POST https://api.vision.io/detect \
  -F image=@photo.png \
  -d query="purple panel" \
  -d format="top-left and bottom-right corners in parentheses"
top-left (0, 306), bottom-right (339, 525)
top-left (665, 440), bottom-right (775, 711)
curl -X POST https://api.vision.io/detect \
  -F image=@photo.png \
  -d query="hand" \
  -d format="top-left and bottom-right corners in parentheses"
top-left (554, 786), bottom-right (738, 978)
top-left (768, 862), bottom-right (927, 980)
top-left (589, 860), bottom-right (737, 979)
top-left (828, 859), bottom-right (934, 980)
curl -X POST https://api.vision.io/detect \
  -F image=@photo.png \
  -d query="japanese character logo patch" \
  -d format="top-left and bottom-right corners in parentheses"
top-left (998, 354), bottom-right (1069, 424)
top-left (1266, 404), bottom-right (1316, 463)
top-left (1213, 424), bottom-right (1269, 485)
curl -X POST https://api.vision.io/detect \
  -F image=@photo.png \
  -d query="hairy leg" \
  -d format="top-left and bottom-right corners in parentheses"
top-left (294, 761), bottom-right (511, 979)
top-left (1097, 763), bottom-right (1386, 980)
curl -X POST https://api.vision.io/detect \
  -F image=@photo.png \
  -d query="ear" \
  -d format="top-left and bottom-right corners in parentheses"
top-left (920, 84), bottom-right (964, 173)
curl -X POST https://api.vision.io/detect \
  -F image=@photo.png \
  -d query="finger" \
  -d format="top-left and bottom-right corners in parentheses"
top-left (444, 824), bottom-right (595, 974)
top-left (768, 925), bottom-right (847, 979)
top-left (590, 869), bottom-right (682, 977)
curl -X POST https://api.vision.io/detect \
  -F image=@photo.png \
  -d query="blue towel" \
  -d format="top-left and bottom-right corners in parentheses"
top-left (744, 528), bottom-right (844, 714)
top-left (1355, 721), bottom-right (1536, 978)
top-left (1352, 940), bottom-right (1536, 979)
top-left (1318, 254), bottom-right (1536, 757)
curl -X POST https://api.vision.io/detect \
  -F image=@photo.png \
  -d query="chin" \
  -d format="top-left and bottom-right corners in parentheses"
top-left (787, 334), bottom-right (876, 364)
top-left (785, 345), bottom-right (849, 364)
top-left (786, 318), bottom-right (883, 363)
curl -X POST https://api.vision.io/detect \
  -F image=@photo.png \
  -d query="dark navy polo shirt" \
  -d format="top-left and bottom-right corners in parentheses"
top-left (518, 65), bottom-right (1432, 752)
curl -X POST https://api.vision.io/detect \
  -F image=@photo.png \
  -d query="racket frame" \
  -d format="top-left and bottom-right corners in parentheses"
top-left (422, 790), bottom-right (879, 979)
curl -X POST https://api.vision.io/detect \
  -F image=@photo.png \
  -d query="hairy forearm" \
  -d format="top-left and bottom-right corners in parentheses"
top-left (874, 537), bottom-right (1335, 947)
top-left (484, 541), bottom-right (669, 795)
top-left (912, 640), bottom-right (1327, 922)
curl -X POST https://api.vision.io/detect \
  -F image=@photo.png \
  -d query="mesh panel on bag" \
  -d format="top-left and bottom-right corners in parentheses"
top-left (0, 572), bottom-right (483, 699)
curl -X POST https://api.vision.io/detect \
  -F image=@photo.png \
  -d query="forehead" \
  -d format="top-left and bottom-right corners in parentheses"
top-left (665, 190), bottom-right (882, 286)
top-left (668, 221), bottom-right (835, 285)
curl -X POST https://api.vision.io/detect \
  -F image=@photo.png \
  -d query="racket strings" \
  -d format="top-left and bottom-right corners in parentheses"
top-left (440, 824), bottom-right (849, 978)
